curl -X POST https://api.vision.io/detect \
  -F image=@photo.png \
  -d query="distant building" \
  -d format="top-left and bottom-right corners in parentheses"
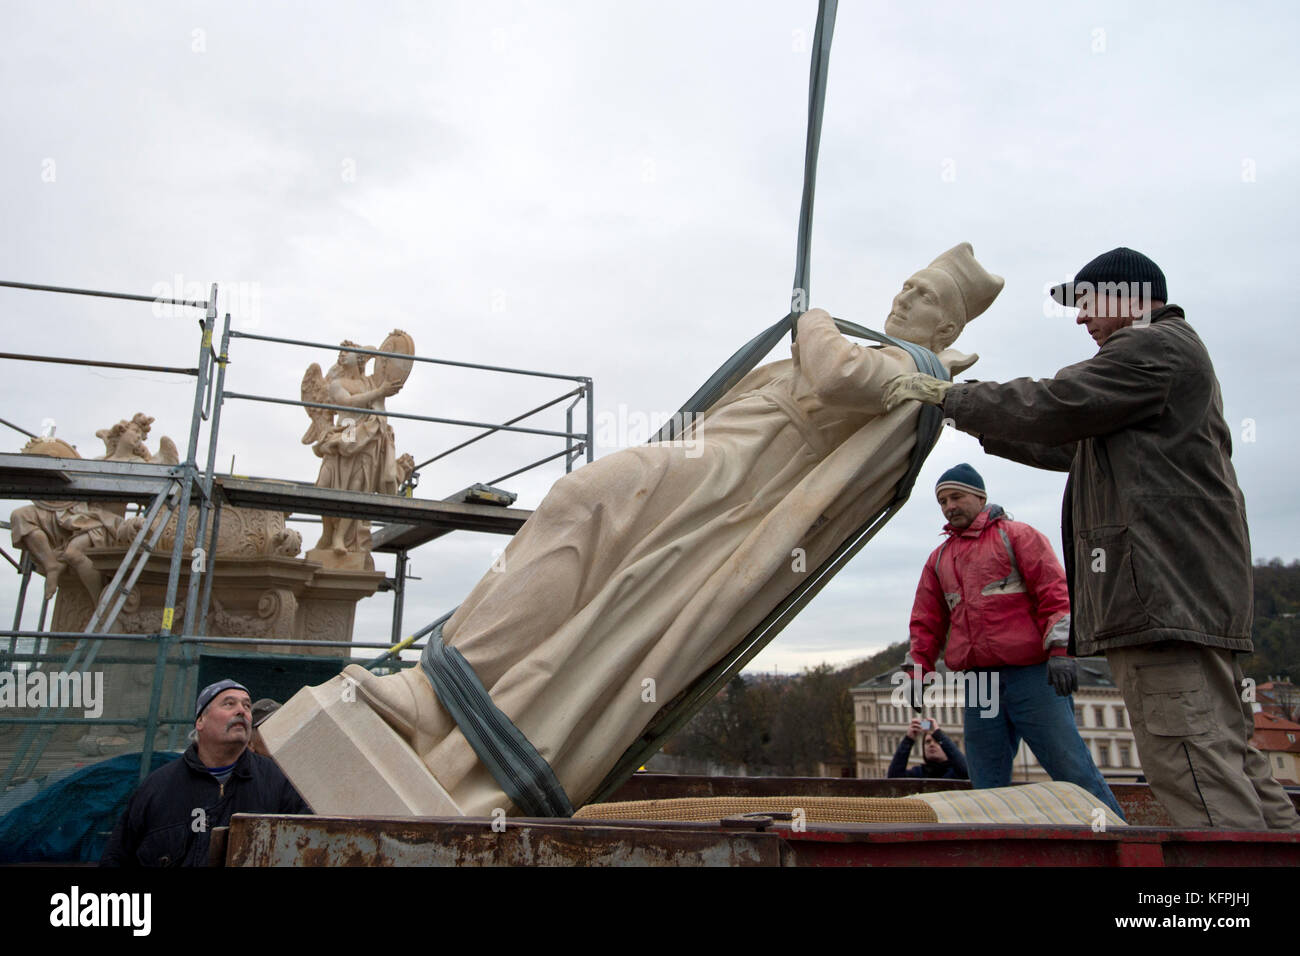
top-left (851, 658), bottom-right (1140, 782)
top-left (1256, 679), bottom-right (1300, 722)
top-left (1250, 712), bottom-right (1300, 786)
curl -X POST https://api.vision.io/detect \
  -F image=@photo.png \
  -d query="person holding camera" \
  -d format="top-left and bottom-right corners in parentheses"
top-left (887, 717), bottom-right (969, 779)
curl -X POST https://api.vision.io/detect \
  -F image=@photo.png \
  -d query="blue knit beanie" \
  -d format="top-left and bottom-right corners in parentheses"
top-left (195, 678), bottom-right (250, 719)
top-left (935, 463), bottom-right (986, 499)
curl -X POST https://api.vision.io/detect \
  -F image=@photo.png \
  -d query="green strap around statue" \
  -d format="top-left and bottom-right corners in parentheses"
top-left (420, 617), bottom-right (574, 818)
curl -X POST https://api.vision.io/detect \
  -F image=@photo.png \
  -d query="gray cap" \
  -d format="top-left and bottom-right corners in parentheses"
top-left (195, 678), bottom-right (250, 719)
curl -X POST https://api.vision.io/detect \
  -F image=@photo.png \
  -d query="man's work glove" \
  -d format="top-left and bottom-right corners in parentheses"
top-left (1046, 656), bottom-right (1078, 697)
top-left (882, 373), bottom-right (952, 413)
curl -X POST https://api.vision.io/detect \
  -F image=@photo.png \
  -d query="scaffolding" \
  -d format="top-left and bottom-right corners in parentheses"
top-left (0, 278), bottom-right (594, 791)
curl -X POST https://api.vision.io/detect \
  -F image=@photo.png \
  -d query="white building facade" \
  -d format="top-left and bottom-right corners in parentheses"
top-left (852, 659), bottom-right (1141, 782)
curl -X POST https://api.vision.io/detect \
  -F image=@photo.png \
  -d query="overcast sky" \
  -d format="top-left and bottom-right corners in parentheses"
top-left (2, 1), bottom-right (1297, 676)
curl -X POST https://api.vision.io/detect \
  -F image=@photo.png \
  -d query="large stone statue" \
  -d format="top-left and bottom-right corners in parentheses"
top-left (301, 331), bottom-right (415, 568)
top-left (265, 244), bottom-right (1003, 817)
top-left (9, 414), bottom-right (179, 601)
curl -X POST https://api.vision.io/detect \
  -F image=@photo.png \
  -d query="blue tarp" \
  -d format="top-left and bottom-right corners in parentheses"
top-left (0, 751), bottom-right (180, 863)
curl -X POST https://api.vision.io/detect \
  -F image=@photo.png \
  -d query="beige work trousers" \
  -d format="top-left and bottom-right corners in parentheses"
top-left (1107, 642), bottom-right (1300, 830)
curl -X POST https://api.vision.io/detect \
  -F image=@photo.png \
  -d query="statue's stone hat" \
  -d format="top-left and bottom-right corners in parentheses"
top-left (919, 242), bottom-right (1004, 324)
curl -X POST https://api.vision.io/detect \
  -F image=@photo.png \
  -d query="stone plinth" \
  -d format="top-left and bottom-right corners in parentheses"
top-left (259, 673), bottom-right (461, 817)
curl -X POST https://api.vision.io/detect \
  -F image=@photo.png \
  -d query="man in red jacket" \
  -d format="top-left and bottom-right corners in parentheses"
top-left (906, 463), bottom-right (1123, 818)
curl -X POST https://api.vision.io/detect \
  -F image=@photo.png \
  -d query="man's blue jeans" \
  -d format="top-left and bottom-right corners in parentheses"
top-left (962, 661), bottom-right (1126, 820)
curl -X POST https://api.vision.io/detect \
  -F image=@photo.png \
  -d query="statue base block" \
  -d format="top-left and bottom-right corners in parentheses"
top-left (305, 548), bottom-right (375, 572)
top-left (261, 674), bottom-right (463, 817)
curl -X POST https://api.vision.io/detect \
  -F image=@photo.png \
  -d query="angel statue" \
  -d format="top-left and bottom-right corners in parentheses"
top-left (9, 412), bottom-right (180, 601)
top-left (97, 412), bottom-right (180, 464)
top-left (301, 331), bottom-right (415, 563)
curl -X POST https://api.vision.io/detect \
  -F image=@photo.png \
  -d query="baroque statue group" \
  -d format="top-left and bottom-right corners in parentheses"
top-left (10, 413), bottom-right (178, 602)
top-left (9, 330), bottom-right (420, 597)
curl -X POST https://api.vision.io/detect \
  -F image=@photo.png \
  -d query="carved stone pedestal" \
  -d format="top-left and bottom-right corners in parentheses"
top-left (3, 553), bottom-right (385, 767)
top-left (0, 505), bottom-right (386, 774)
top-left (305, 548), bottom-right (375, 572)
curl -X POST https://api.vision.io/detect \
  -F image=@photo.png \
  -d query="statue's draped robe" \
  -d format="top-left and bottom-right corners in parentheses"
top-left (313, 374), bottom-right (399, 551)
top-left (390, 310), bottom-right (971, 814)
top-left (10, 500), bottom-right (123, 551)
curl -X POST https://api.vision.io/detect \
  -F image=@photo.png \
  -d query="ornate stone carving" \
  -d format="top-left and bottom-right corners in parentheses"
top-left (96, 412), bottom-right (177, 464)
top-left (144, 504), bottom-right (302, 559)
top-left (9, 413), bottom-right (179, 602)
top-left (303, 601), bottom-right (350, 641)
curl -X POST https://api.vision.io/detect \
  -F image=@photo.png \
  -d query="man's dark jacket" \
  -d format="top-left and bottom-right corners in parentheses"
top-left (886, 730), bottom-right (970, 779)
top-left (943, 305), bottom-right (1253, 656)
top-left (100, 743), bottom-right (310, 867)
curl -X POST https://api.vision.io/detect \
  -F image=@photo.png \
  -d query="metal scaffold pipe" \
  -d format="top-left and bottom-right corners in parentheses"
top-left (229, 330), bottom-right (587, 383)
top-left (0, 352), bottom-right (198, 376)
top-left (223, 391), bottom-right (585, 440)
top-left (0, 279), bottom-right (208, 309)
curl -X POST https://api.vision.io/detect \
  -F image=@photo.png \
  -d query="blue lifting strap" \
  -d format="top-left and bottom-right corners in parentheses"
top-left (420, 619), bottom-right (574, 818)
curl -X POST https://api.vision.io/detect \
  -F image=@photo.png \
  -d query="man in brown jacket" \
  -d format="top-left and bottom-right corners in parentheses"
top-left (882, 247), bottom-right (1299, 830)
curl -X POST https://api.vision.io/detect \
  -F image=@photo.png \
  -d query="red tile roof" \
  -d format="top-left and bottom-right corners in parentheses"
top-left (1251, 711), bottom-right (1300, 752)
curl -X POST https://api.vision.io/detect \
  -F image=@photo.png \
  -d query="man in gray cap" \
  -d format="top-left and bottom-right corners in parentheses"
top-left (882, 248), bottom-right (1300, 830)
top-left (101, 679), bottom-right (310, 866)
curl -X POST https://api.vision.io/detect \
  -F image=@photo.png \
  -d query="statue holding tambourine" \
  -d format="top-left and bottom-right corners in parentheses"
top-left (301, 330), bottom-right (415, 566)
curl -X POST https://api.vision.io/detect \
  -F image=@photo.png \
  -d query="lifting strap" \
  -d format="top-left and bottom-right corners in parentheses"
top-left (421, 618), bottom-right (574, 818)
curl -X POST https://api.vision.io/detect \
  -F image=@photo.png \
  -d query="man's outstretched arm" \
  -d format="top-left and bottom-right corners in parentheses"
top-left (885, 324), bottom-right (1174, 450)
top-left (941, 327), bottom-right (1174, 446)
top-left (977, 434), bottom-right (1076, 472)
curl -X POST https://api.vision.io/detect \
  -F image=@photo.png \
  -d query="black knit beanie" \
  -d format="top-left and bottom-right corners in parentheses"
top-left (1050, 247), bottom-right (1167, 306)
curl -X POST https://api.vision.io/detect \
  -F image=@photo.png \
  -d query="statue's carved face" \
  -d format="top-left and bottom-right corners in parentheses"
top-left (121, 422), bottom-right (148, 457)
top-left (885, 271), bottom-right (961, 350)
